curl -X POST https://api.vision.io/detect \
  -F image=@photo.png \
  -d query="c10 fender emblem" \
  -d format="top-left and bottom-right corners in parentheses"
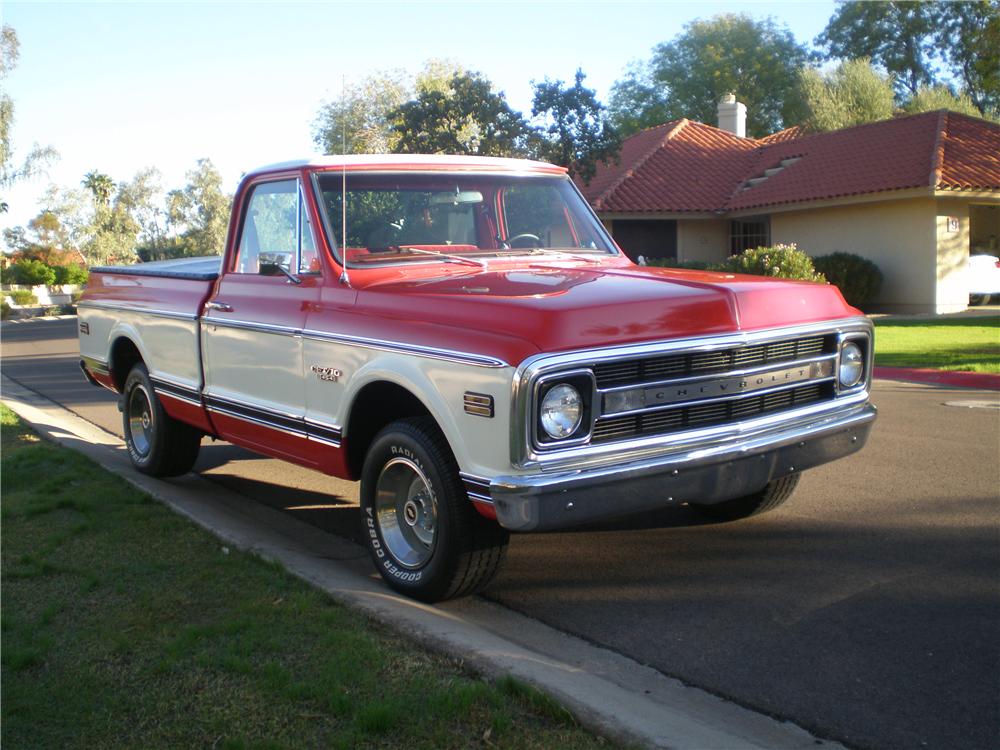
top-left (310, 365), bottom-right (343, 382)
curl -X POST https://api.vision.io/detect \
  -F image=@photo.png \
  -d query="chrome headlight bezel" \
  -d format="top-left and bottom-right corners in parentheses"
top-left (533, 369), bottom-right (595, 448)
top-left (836, 334), bottom-right (870, 392)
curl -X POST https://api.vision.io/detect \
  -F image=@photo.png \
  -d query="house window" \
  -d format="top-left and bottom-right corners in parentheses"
top-left (730, 216), bottom-right (770, 254)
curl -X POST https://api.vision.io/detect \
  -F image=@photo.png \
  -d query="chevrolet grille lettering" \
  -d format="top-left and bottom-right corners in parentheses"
top-left (604, 360), bottom-right (835, 414)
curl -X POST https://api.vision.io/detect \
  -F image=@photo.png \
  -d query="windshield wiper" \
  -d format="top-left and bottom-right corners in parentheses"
top-left (528, 247), bottom-right (605, 264)
top-left (397, 246), bottom-right (488, 269)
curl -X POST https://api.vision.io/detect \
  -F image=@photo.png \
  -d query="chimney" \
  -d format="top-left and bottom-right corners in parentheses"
top-left (717, 93), bottom-right (746, 138)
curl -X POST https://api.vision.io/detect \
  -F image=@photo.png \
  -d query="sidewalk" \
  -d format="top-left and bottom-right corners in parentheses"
top-left (874, 366), bottom-right (1000, 390)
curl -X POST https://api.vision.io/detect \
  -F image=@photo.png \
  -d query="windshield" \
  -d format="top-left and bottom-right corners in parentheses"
top-left (315, 172), bottom-right (617, 267)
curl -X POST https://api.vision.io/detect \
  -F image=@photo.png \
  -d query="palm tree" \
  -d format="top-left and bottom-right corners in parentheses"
top-left (82, 170), bottom-right (115, 206)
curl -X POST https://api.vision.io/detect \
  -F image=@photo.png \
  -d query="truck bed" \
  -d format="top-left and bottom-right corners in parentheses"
top-left (91, 255), bottom-right (222, 281)
top-left (78, 257), bottom-right (220, 431)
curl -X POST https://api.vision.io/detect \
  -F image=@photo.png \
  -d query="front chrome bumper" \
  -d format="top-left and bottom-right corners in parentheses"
top-left (489, 401), bottom-right (877, 531)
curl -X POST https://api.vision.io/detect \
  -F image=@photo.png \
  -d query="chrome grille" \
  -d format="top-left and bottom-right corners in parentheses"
top-left (592, 334), bottom-right (831, 389)
top-left (591, 383), bottom-right (831, 444)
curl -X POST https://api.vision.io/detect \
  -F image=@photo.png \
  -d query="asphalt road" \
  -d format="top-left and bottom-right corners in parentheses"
top-left (3, 317), bottom-right (999, 750)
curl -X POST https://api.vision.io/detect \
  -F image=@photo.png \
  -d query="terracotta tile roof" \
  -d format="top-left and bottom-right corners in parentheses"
top-left (756, 126), bottom-right (804, 144)
top-left (936, 111), bottom-right (1000, 191)
top-left (581, 111), bottom-right (1000, 215)
top-left (580, 119), bottom-right (758, 213)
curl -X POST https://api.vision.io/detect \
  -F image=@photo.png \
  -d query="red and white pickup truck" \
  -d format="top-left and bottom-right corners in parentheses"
top-left (79, 155), bottom-right (876, 601)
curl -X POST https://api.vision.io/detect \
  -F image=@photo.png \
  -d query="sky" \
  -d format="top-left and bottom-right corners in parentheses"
top-left (0, 0), bottom-right (837, 242)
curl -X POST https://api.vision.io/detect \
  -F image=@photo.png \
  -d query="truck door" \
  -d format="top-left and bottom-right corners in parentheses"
top-left (201, 176), bottom-right (323, 466)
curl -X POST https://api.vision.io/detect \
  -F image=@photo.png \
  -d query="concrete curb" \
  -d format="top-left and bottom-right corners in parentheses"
top-left (1, 375), bottom-right (844, 750)
top-left (874, 367), bottom-right (1000, 390)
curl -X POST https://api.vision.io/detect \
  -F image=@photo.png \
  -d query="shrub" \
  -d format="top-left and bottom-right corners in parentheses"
top-left (8, 259), bottom-right (57, 286)
top-left (643, 257), bottom-right (717, 270)
top-left (718, 244), bottom-right (826, 282)
top-left (8, 290), bottom-right (38, 306)
top-left (1, 301), bottom-right (10, 320)
top-left (43, 305), bottom-right (62, 317)
top-left (53, 265), bottom-right (90, 285)
top-left (812, 252), bottom-right (883, 308)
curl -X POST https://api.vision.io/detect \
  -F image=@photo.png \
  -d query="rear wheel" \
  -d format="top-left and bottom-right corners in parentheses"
top-left (122, 363), bottom-right (202, 477)
top-left (360, 417), bottom-right (509, 602)
top-left (695, 473), bottom-right (801, 522)
top-left (969, 293), bottom-right (991, 306)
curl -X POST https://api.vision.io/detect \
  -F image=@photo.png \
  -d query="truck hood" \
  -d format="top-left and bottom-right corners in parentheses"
top-left (351, 262), bottom-right (857, 365)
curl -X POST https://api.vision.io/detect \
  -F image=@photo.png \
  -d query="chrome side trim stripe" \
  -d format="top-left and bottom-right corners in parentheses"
top-left (206, 401), bottom-right (310, 440)
top-left (203, 316), bottom-right (507, 368)
top-left (77, 300), bottom-right (198, 322)
top-left (303, 418), bottom-right (345, 445)
top-left (203, 393), bottom-right (343, 447)
top-left (203, 317), bottom-right (296, 337)
top-left (81, 354), bottom-right (110, 375)
top-left (151, 378), bottom-right (202, 407)
top-left (302, 329), bottom-right (508, 369)
top-left (460, 473), bottom-right (494, 505)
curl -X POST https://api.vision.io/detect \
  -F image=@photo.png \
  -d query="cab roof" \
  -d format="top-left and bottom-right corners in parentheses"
top-left (247, 154), bottom-right (568, 178)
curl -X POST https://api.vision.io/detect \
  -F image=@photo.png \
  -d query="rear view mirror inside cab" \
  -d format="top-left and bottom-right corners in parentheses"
top-left (429, 189), bottom-right (484, 206)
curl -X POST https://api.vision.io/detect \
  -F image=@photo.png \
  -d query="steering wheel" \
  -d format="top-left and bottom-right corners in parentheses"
top-left (506, 233), bottom-right (541, 249)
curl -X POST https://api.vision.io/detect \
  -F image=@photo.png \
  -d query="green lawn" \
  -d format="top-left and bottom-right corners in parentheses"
top-left (873, 316), bottom-right (1000, 373)
top-left (0, 405), bottom-right (610, 750)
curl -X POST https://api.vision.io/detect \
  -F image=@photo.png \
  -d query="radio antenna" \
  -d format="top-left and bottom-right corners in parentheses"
top-left (339, 74), bottom-right (352, 288)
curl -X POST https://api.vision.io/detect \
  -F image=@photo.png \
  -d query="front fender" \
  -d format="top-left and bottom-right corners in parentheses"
top-left (340, 352), bottom-right (516, 478)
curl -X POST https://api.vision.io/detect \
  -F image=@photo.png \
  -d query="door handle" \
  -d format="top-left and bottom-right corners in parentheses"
top-left (205, 301), bottom-right (233, 312)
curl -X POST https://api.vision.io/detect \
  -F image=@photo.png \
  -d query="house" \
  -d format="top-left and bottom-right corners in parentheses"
top-left (580, 98), bottom-right (1000, 313)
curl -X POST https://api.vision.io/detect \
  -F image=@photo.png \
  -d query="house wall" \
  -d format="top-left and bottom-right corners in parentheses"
top-left (935, 199), bottom-right (973, 312)
top-left (770, 198), bottom-right (941, 313)
top-left (677, 219), bottom-right (729, 263)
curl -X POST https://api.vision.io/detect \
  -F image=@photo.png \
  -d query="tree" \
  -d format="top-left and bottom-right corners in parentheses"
top-left (816, 0), bottom-right (1000, 115)
top-left (2, 209), bottom-right (80, 267)
top-left (905, 84), bottom-right (986, 118)
top-left (931, 1), bottom-right (1000, 117)
top-left (797, 58), bottom-right (896, 132)
top-left (607, 59), bottom-right (672, 136)
top-left (312, 69), bottom-right (409, 154)
top-left (609, 14), bottom-right (809, 138)
top-left (37, 170), bottom-right (162, 267)
top-left (390, 71), bottom-right (531, 156)
top-left (0, 24), bottom-right (57, 213)
top-left (118, 167), bottom-right (171, 257)
top-left (84, 186), bottom-right (142, 266)
top-left (817, 1), bottom-right (936, 97)
top-left (531, 69), bottom-right (621, 184)
top-left (165, 159), bottom-right (231, 256)
top-left (82, 170), bottom-right (115, 206)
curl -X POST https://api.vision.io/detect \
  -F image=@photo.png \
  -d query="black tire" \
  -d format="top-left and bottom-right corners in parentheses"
top-left (122, 363), bottom-right (202, 477)
top-left (360, 417), bottom-right (509, 602)
top-left (969, 293), bottom-right (991, 306)
top-left (695, 473), bottom-right (801, 522)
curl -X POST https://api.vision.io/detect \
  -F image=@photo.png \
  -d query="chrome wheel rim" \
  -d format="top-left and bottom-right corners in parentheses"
top-left (127, 384), bottom-right (153, 457)
top-left (374, 457), bottom-right (437, 569)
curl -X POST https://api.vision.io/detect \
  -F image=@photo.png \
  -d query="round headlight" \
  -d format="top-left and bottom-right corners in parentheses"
top-left (839, 341), bottom-right (865, 388)
top-left (540, 384), bottom-right (583, 439)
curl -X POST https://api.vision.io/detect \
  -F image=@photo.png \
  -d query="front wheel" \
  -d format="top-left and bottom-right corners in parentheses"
top-left (360, 417), bottom-right (509, 602)
top-left (969, 293), bottom-right (991, 306)
top-left (694, 473), bottom-right (801, 522)
top-left (122, 363), bottom-right (202, 477)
